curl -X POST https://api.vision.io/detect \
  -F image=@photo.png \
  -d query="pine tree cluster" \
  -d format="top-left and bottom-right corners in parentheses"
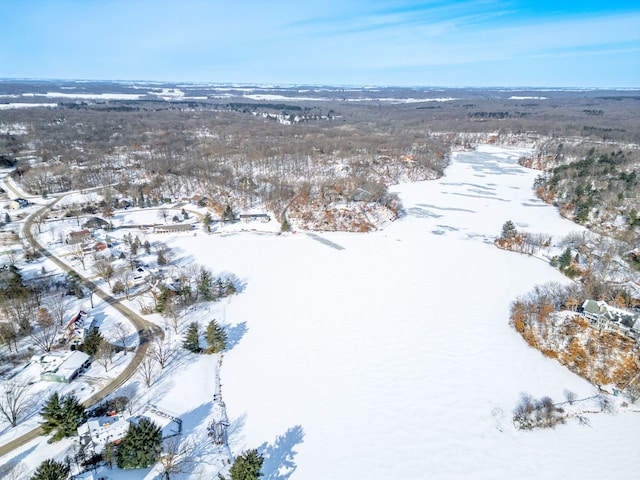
top-left (41, 392), bottom-right (87, 442)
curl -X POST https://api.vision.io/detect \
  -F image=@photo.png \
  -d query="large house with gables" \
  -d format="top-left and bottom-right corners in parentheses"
top-left (581, 299), bottom-right (640, 340)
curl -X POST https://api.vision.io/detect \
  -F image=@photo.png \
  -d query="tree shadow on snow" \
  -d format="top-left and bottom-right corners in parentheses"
top-left (258, 425), bottom-right (305, 480)
top-left (225, 321), bottom-right (248, 351)
top-left (179, 401), bottom-right (214, 433)
top-left (0, 444), bottom-right (37, 478)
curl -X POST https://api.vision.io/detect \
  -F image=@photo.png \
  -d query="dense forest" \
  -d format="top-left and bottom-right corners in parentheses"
top-left (2, 81), bottom-right (639, 231)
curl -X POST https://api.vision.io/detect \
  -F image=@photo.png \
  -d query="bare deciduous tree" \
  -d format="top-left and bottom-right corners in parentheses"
top-left (0, 322), bottom-right (19, 352)
top-left (94, 259), bottom-right (115, 288)
top-left (28, 308), bottom-right (61, 353)
top-left (0, 381), bottom-right (33, 427)
top-left (111, 321), bottom-right (131, 355)
top-left (71, 242), bottom-right (87, 270)
top-left (45, 293), bottom-right (72, 327)
top-left (157, 436), bottom-right (200, 480)
top-left (95, 338), bottom-right (114, 372)
top-left (3, 295), bottom-right (39, 335)
top-left (138, 353), bottom-right (158, 387)
top-left (148, 335), bottom-right (177, 369)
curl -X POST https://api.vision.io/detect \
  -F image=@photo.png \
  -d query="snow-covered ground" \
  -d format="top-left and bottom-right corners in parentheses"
top-left (164, 145), bottom-right (639, 479)
top-left (3, 145), bottom-right (639, 478)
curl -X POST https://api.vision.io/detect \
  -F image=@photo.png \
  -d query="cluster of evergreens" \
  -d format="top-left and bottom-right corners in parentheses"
top-left (183, 319), bottom-right (228, 354)
top-left (41, 393), bottom-right (86, 442)
top-left (536, 148), bottom-right (640, 237)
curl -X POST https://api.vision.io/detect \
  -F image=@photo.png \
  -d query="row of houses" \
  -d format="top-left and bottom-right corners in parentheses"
top-left (581, 299), bottom-right (640, 340)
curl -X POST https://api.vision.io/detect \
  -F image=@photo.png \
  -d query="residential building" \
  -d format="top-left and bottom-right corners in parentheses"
top-left (38, 350), bottom-right (91, 383)
top-left (581, 299), bottom-right (640, 339)
top-left (66, 229), bottom-right (91, 244)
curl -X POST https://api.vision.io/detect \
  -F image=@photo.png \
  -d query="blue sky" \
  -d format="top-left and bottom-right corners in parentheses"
top-left (2, 0), bottom-right (639, 87)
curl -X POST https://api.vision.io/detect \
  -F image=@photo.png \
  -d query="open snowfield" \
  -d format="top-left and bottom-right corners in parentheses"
top-left (163, 145), bottom-right (640, 479)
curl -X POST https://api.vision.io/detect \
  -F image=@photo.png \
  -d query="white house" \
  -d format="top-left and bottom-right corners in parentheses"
top-left (77, 414), bottom-right (130, 453)
top-left (78, 404), bottom-right (182, 454)
top-left (38, 350), bottom-right (91, 383)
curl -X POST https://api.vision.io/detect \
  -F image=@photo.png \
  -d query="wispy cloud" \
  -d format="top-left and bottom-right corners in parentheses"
top-left (1, 0), bottom-right (638, 86)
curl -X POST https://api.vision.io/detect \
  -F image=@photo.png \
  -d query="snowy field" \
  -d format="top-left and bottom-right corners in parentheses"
top-left (164, 145), bottom-right (640, 479)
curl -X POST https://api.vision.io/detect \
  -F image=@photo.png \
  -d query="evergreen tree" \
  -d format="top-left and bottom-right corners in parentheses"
top-left (206, 319), bottom-right (227, 354)
top-left (82, 328), bottom-right (103, 357)
top-left (229, 449), bottom-right (264, 480)
top-left (116, 418), bottom-right (162, 469)
top-left (223, 204), bottom-right (235, 222)
top-left (143, 240), bottom-right (151, 255)
top-left (203, 212), bottom-right (213, 230)
top-left (29, 459), bottom-right (70, 480)
top-left (224, 279), bottom-right (237, 296)
top-left (103, 441), bottom-right (115, 469)
top-left (558, 247), bottom-right (573, 270)
top-left (183, 322), bottom-right (201, 353)
top-left (500, 220), bottom-right (517, 239)
top-left (197, 268), bottom-right (213, 301)
top-left (41, 393), bottom-right (86, 442)
top-left (40, 392), bottom-right (61, 433)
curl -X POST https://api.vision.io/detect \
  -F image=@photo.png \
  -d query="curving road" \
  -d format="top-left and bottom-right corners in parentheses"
top-left (0, 189), bottom-right (164, 457)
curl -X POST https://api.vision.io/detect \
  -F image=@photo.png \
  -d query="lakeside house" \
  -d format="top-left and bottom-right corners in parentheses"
top-left (581, 299), bottom-right (640, 340)
top-left (239, 213), bottom-right (271, 222)
top-left (78, 404), bottom-right (182, 454)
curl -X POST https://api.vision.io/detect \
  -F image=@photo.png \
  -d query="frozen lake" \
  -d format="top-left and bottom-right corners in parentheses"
top-left (176, 145), bottom-right (640, 479)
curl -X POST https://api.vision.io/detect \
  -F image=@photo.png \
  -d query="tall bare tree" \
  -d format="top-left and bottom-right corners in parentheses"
top-left (148, 335), bottom-right (176, 369)
top-left (0, 381), bottom-right (33, 427)
top-left (45, 293), bottom-right (72, 327)
top-left (138, 354), bottom-right (158, 388)
top-left (71, 242), bottom-right (87, 270)
top-left (0, 322), bottom-right (19, 353)
top-left (94, 259), bottom-right (115, 288)
top-left (157, 436), bottom-right (200, 480)
top-left (28, 308), bottom-right (61, 353)
top-left (3, 295), bottom-right (39, 335)
top-left (111, 321), bottom-right (131, 355)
